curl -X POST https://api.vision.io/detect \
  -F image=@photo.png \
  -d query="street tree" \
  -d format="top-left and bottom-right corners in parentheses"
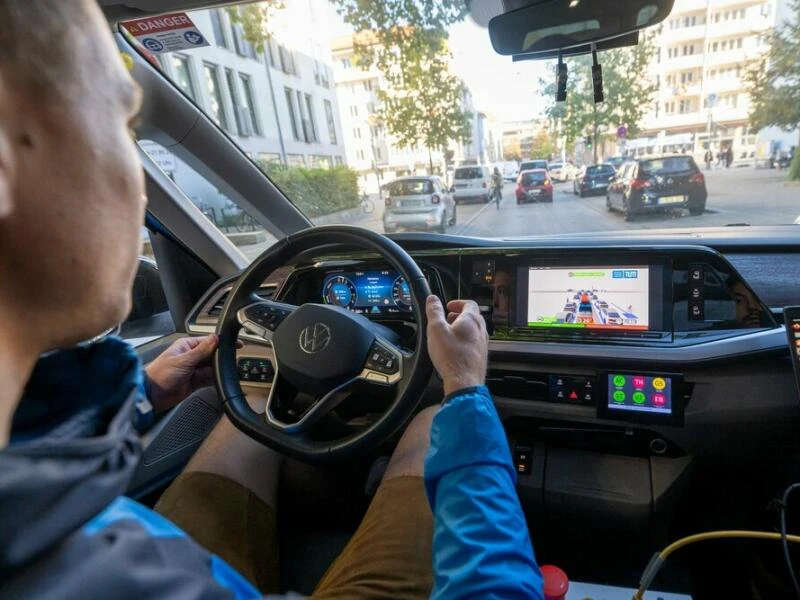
top-left (529, 129), bottom-right (556, 160)
top-left (225, 2), bottom-right (283, 52)
top-left (540, 31), bottom-right (658, 162)
top-left (330, 0), bottom-right (472, 170)
top-left (745, 0), bottom-right (800, 180)
top-left (503, 138), bottom-right (522, 161)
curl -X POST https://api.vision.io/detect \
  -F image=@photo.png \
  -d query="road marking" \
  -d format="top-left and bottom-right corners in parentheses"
top-left (454, 198), bottom-right (503, 233)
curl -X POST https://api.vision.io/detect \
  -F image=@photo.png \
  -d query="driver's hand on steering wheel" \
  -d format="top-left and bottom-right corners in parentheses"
top-left (425, 296), bottom-right (488, 398)
top-left (145, 334), bottom-right (219, 413)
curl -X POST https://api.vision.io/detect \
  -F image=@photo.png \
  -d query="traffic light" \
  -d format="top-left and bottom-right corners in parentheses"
top-left (585, 136), bottom-right (592, 149)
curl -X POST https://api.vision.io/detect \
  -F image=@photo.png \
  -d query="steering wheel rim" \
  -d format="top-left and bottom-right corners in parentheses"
top-left (213, 225), bottom-right (432, 463)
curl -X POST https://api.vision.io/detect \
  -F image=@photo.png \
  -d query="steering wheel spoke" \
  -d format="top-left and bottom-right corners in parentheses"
top-left (236, 298), bottom-right (296, 343)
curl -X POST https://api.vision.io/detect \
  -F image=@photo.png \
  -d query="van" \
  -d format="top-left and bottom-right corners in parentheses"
top-left (452, 165), bottom-right (491, 204)
top-left (501, 161), bottom-right (520, 181)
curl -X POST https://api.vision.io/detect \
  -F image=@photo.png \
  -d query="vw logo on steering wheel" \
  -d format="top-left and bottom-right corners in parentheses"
top-left (298, 322), bottom-right (331, 354)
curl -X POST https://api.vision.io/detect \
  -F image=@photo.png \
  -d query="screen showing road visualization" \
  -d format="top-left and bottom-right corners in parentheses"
top-left (527, 266), bottom-right (650, 330)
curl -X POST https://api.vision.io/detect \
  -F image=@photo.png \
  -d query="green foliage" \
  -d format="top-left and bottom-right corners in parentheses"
top-left (540, 31), bottom-right (658, 159)
top-left (256, 162), bottom-right (360, 217)
top-left (329, 0), bottom-right (472, 155)
top-left (530, 129), bottom-right (556, 159)
top-left (225, 2), bottom-right (283, 52)
top-left (790, 153), bottom-right (800, 181)
top-left (745, 0), bottom-right (800, 179)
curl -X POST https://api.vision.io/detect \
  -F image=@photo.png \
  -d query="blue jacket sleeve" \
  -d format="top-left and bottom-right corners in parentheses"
top-left (424, 386), bottom-right (543, 600)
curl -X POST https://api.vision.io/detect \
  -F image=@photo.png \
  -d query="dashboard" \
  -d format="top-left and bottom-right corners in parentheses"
top-left (183, 230), bottom-right (800, 592)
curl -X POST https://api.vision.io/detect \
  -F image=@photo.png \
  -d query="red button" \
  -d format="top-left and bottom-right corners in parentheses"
top-left (633, 376), bottom-right (645, 389)
top-left (653, 393), bottom-right (666, 406)
top-left (541, 565), bottom-right (569, 600)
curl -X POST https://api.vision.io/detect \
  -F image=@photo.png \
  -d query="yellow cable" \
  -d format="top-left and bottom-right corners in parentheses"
top-left (632, 530), bottom-right (800, 600)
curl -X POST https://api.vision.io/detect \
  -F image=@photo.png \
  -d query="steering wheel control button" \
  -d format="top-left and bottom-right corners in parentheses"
top-left (238, 358), bottom-right (274, 383)
top-left (365, 372), bottom-right (389, 384)
top-left (365, 342), bottom-right (399, 375)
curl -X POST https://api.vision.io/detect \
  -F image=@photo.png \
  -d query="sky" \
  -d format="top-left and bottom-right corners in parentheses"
top-left (323, 4), bottom-right (552, 123)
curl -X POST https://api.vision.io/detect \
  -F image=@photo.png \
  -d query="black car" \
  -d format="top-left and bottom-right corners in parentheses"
top-left (575, 163), bottom-right (616, 197)
top-left (606, 155), bottom-right (707, 221)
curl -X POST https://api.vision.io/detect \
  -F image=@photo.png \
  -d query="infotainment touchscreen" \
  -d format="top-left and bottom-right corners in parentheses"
top-left (526, 266), bottom-right (650, 331)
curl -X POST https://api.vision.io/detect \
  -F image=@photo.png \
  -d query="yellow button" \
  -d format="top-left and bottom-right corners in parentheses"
top-left (653, 377), bottom-right (666, 390)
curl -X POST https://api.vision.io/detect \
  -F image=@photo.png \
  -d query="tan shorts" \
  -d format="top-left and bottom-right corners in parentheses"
top-left (155, 472), bottom-right (433, 599)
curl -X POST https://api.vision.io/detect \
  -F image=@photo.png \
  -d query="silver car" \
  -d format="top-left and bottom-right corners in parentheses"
top-left (383, 176), bottom-right (456, 233)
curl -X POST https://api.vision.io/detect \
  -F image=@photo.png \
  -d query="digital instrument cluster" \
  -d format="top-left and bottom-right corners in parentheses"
top-left (322, 270), bottom-right (412, 315)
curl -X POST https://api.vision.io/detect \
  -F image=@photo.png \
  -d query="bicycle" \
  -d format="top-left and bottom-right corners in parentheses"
top-left (360, 193), bottom-right (375, 214)
top-left (491, 185), bottom-right (503, 209)
top-left (234, 211), bottom-right (259, 232)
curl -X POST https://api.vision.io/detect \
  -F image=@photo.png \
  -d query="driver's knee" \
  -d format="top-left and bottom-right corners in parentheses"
top-left (383, 405), bottom-right (439, 481)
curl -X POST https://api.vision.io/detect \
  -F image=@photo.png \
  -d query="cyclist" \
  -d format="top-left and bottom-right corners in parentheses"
top-left (491, 166), bottom-right (504, 209)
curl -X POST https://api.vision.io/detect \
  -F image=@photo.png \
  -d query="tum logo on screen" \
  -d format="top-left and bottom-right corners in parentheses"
top-left (612, 270), bottom-right (639, 279)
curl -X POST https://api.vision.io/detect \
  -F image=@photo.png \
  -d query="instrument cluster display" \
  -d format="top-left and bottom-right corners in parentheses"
top-left (322, 270), bottom-right (412, 315)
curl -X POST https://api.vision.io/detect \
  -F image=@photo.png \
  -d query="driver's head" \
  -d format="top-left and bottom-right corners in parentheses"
top-left (728, 278), bottom-right (762, 327)
top-left (0, 0), bottom-right (145, 350)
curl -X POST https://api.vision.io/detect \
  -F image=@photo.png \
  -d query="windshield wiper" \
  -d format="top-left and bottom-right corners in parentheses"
top-left (725, 223), bottom-right (751, 227)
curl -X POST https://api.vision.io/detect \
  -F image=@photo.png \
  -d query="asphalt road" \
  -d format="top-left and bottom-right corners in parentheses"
top-left (235, 167), bottom-right (798, 260)
top-left (452, 167), bottom-right (800, 238)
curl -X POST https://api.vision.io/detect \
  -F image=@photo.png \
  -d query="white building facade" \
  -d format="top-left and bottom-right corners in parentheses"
top-left (627, 0), bottom-right (797, 163)
top-left (142, 3), bottom-right (346, 215)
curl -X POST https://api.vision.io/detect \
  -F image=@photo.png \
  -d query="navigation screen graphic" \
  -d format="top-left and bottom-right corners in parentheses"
top-left (527, 266), bottom-right (650, 330)
top-left (607, 373), bottom-right (673, 416)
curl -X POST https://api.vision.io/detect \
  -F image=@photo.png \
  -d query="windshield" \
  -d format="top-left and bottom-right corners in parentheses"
top-left (521, 172), bottom-right (547, 185)
top-left (128, 1), bottom-right (800, 258)
top-left (386, 179), bottom-right (434, 195)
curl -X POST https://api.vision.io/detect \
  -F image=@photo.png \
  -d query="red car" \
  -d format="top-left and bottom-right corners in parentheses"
top-left (516, 169), bottom-right (553, 204)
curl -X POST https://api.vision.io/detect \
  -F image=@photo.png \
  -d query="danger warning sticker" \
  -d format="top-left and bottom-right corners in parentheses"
top-left (121, 12), bottom-right (209, 54)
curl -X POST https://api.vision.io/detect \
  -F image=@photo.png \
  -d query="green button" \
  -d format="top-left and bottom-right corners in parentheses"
top-left (633, 391), bottom-right (646, 404)
top-left (613, 390), bottom-right (626, 403)
top-left (613, 375), bottom-right (626, 387)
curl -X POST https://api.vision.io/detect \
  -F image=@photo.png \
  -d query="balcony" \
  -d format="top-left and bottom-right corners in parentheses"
top-left (662, 53), bottom-right (705, 70)
top-left (704, 77), bottom-right (745, 94)
top-left (662, 25), bottom-right (707, 43)
top-left (654, 112), bottom-right (707, 130)
top-left (708, 17), bottom-right (772, 38)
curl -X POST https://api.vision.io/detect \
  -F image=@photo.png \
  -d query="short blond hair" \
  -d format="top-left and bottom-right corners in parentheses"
top-left (0, 0), bottom-right (91, 95)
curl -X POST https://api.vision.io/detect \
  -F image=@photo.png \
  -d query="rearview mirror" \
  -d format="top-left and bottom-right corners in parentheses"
top-left (488, 0), bottom-right (674, 58)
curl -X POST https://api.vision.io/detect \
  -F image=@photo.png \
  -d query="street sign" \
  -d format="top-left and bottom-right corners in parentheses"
top-left (121, 12), bottom-right (209, 54)
top-left (617, 126), bottom-right (627, 139)
top-left (707, 93), bottom-right (717, 108)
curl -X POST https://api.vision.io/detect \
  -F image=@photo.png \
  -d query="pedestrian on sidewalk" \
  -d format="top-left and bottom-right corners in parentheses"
top-left (726, 146), bottom-right (733, 169)
top-left (704, 149), bottom-right (713, 170)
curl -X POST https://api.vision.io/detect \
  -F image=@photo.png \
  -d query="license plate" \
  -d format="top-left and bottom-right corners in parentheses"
top-left (660, 195), bottom-right (685, 205)
top-left (531, 189), bottom-right (542, 195)
top-left (401, 200), bottom-right (422, 207)
top-left (592, 181), bottom-right (599, 188)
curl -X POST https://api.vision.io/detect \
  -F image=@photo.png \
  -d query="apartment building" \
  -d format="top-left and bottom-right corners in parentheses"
top-left (141, 3), bottom-right (346, 215)
top-left (629, 0), bottom-right (796, 162)
top-left (331, 33), bottom-right (497, 193)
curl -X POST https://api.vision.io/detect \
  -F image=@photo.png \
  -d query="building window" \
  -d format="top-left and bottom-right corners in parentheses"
top-left (375, 147), bottom-right (382, 160)
top-left (737, 38), bottom-right (743, 49)
top-left (341, 58), bottom-right (352, 69)
top-left (230, 21), bottom-right (256, 59)
top-left (210, 9), bottom-right (228, 48)
top-left (171, 54), bottom-right (197, 100)
top-left (239, 74), bottom-right (262, 136)
top-left (225, 68), bottom-right (246, 136)
top-left (279, 46), bottom-right (296, 75)
top-left (335, 156), bottom-right (344, 166)
top-left (354, 127), bottom-right (362, 139)
top-left (349, 105), bottom-right (359, 117)
top-left (364, 79), bottom-right (375, 91)
top-left (324, 99), bottom-right (337, 145)
top-left (203, 63), bottom-right (228, 130)
top-left (285, 88), bottom-right (300, 140)
top-left (266, 39), bottom-right (277, 68)
top-left (356, 149), bottom-right (365, 160)
top-left (304, 94), bottom-right (318, 143)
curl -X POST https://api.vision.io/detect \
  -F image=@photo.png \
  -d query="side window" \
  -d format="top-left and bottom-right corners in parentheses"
top-left (120, 233), bottom-right (176, 345)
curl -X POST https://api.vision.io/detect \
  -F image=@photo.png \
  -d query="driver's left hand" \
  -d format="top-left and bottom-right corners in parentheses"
top-left (145, 335), bottom-right (219, 412)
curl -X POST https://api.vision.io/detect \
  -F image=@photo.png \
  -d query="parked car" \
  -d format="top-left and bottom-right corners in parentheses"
top-left (548, 161), bottom-right (578, 182)
top-left (383, 176), bottom-right (456, 233)
top-left (501, 160), bottom-right (520, 182)
top-left (452, 165), bottom-right (491, 204)
top-left (576, 163), bottom-right (616, 197)
top-left (605, 155), bottom-right (707, 221)
top-left (516, 169), bottom-right (553, 203)
top-left (519, 159), bottom-right (549, 173)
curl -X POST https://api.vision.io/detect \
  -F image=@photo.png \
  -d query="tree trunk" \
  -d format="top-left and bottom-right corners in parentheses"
top-left (428, 147), bottom-right (434, 174)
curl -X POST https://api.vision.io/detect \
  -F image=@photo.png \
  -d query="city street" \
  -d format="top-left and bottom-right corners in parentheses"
top-left (452, 168), bottom-right (800, 238)
top-left (234, 168), bottom-right (799, 260)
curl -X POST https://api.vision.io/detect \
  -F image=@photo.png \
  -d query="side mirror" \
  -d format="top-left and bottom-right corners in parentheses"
top-left (449, 186), bottom-right (456, 193)
top-left (608, 176), bottom-right (615, 182)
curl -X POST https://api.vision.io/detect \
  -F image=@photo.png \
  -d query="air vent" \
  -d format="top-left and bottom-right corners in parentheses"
top-left (207, 285), bottom-right (277, 317)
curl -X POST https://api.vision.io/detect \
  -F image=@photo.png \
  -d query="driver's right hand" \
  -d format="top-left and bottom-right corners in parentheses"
top-left (425, 296), bottom-right (488, 398)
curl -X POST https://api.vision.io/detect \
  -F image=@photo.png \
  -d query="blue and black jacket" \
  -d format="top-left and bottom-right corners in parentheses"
top-left (0, 338), bottom-right (542, 598)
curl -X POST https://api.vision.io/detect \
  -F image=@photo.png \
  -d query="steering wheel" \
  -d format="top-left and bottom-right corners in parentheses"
top-left (213, 226), bottom-right (433, 462)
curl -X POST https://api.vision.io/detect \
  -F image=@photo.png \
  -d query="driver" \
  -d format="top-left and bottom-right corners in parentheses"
top-left (0, 1), bottom-right (542, 599)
